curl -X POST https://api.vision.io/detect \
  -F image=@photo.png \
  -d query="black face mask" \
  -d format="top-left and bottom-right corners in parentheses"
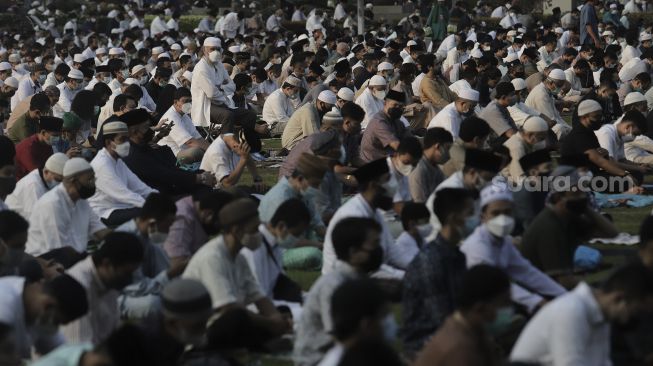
top-left (388, 107), bottom-right (403, 120)
top-left (373, 193), bottom-right (394, 211)
top-left (589, 117), bottom-right (603, 130)
top-left (514, 71), bottom-right (525, 79)
top-left (143, 128), bottom-right (155, 143)
top-left (565, 198), bottom-right (588, 215)
top-left (0, 176), bottom-right (16, 196)
top-left (363, 246), bottom-right (384, 273)
top-left (77, 183), bottom-right (96, 199)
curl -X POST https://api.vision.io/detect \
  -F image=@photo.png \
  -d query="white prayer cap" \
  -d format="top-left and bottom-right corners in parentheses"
top-left (602, 30), bottom-right (614, 37)
top-left (554, 27), bottom-right (564, 34)
top-left (109, 47), bottom-right (124, 55)
top-left (0, 62), bottom-right (11, 71)
top-left (378, 62), bottom-right (394, 71)
top-left (152, 46), bottom-right (164, 54)
top-left (102, 121), bottom-right (128, 135)
top-left (67, 69), bottom-right (84, 80)
top-left (641, 33), bottom-right (652, 42)
top-left (131, 64), bottom-right (146, 75)
top-left (264, 62), bottom-right (273, 71)
top-left (523, 116), bottom-right (548, 132)
top-left (111, 27), bottom-right (125, 34)
top-left (406, 40), bottom-right (417, 47)
top-left (124, 77), bottom-right (139, 85)
top-left (44, 153), bottom-right (69, 175)
top-left (402, 56), bottom-right (415, 64)
top-left (458, 88), bottom-right (480, 102)
top-left (129, 18), bottom-right (141, 28)
top-left (619, 58), bottom-right (647, 82)
top-left (507, 30), bottom-right (517, 37)
top-left (182, 70), bottom-right (193, 80)
top-left (31, 1), bottom-right (39, 7)
top-left (480, 182), bottom-right (513, 208)
top-left (366, 3), bottom-right (373, 8)
top-left (284, 75), bottom-right (302, 87)
top-left (577, 100), bottom-right (603, 116)
top-left (610, 3), bottom-right (618, 8)
top-left (107, 9), bottom-right (119, 18)
top-left (503, 53), bottom-right (518, 63)
top-left (318, 90), bottom-right (337, 105)
top-left (470, 48), bottom-right (483, 58)
top-left (517, 27), bottom-right (526, 34)
top-left (171, 43), bottom-right (182, 51)
top-left (8, 54), bottom-right (20, 63)
top-left (511, 78), bottom-right (526, 91)
top-left (369, 75), bottom-right (387, 86)
top-left (203, 37), bottom-right (221, 48)
top-left (96, 47), bottom-right (107, 55)
top-left (548, 68), bottom-right (566, 81)
top-left (228, 45), bottom-right (241, 53)
top-left (73, 54), bottom-right (86, 63)
top-left (158, 52), bottom-right (171, 59)
top-left (624, 92), bottom-right (647, 106)
top-left (296, 34), bottom-right (309, 42)
top-left (63, 157), bottom-right (93, 178)
top-left (337, 87), bottom-right (354, 101)
top-left (4, 77), bottom-right (18, 88)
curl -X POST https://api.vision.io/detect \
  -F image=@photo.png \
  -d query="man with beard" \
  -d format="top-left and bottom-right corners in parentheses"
top-left (294, 217), bottom-right (384, 366)
top-left (62, 232), bottom-right (144, 344)
top-left (25, 158), bottom-right (110, 257)
top-left (322, 158), bottom-right (408, 277)
top-left (6, 92), bottom-right (50, 144)
top-left (282, 90), bottom-right (336, 150)
top-left (562, 100), bottom-right (640, 189)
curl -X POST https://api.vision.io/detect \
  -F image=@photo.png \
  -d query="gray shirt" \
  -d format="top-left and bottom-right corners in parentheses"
top-left (409, 156), bottom-right (445, 203)
top-left (580, 3), bottom-right (598, 45)
top-left (478, 100), bottom-right (517, 139)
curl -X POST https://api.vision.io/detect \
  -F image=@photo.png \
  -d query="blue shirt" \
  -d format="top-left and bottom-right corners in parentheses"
top-left (580, 3), bottom-right (598, 45)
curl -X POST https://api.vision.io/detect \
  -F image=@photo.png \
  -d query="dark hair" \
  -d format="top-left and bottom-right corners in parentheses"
top-left (124, 84), bottom-right (144, 101)
top-left (417, 53), bottom-right (436, 74)
top-left (113, 94), bottom-right (135, 113)
top-left (340, 102), bottom-right (365, 122)
top-left (396, 136), bottom-right (422, 160)
top-left (233, 73), bottom-right (252, 90)
top-left (92, 232), bottom-right (144, 266)
top-left (331, 279), bottom-right (387, 340)
top-left (42, 274), bottom-right (89, 323)
top-left (460, 67), bottom-right (478, 81)
top-left (640, 215), bottom-right (653, 249)
top-left (96, 324), bottom-right (153, 366)
top-left (494, 81), bottom-right (516, 99)
top-left (30, 92), bottom-right (50, 112)
top-left (459, 116), bottom-right (491, 142)
top-left (338, 339), bottom-right (403, 366)
top-left (400, 202), bottom-right (430, 231)
top-left (635, 72), bottom-right (651, 84)
top-left (173, 87), bottom-right (191, 101)
top-left (458, 265), bottom-right (510, 310)
top-left (562, 47), bottom-right (579, 57)
top-left (602, 262), bottom-right (653, 300)
top-left (433, 188), bottom-right (472, 224)
top-left (0, 210), bottom-right (29, 242)
top-left (93, 82), bottom-right (113, 103)
top-left (622, 110), bottom-right (647, 134)
top-left (270, 198), bottom-right (311, 229)
top-left (140, 193), bottom-right (177, 221)
top-left (54, 62), bottom-right (70, 77)
top-left (423, 127), bottom-right (453, 149)
top-left (155, 85), bottom-right (178, 118)
top-left (71, 90), bottom-right (98, 121)
top-left (332, 217), bottom-right (381, 261)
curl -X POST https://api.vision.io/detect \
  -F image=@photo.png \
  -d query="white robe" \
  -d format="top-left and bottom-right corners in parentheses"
top-left (355, 88), bottom-right (384, 129)
top-left (190, 57), bottom-right (234, 127)
top-left (5, 169), bottom-right (48, 220)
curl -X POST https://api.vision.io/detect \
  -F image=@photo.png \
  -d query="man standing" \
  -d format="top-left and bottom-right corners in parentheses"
top-left (360, 90), bottom-right (410, 163)
top-left (580, 0), bottom-right (601, 48)
top-left (409, 127), bottom-right (453, 202)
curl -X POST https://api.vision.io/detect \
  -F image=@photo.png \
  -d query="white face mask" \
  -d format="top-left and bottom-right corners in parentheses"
top-left (181, 102), bottom-right (192, 114)
top-left (114, 141), bottom-right (131, 158)
top-left (140, 75), bottom-right (148, 85)
top-left (373, 89), bottom-right (386, 100)
top-left (417, 223), bottom-right (433, 239)
top-left (46, 179), bottom-right (60, 189)
top-left (208, 50), bottom-right (221, 63)
top-left (395, 159), bottom-right (414, 176)
top-left (623, 133), bottom-right (635, 142)
top-left (485, 214), bottom-right (515, 237)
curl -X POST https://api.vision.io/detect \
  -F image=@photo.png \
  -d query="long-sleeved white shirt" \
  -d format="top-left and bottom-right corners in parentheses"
top-left (428, 102), bottom-right (463, 137)
top-left (53, 82), bottom-right (79, 118)
top-left (88, 148), bottom-right (156, 219)
top-left (12, 75), bottom-right (40, 111)
top-left (158, 106), bottom-right (202, 156)
top-left (25, 183), bottom-right (106, 256)
top-left (510, 282), bottom-right (611, 366)
top-left (525, 83), bottom-right (564, 125)
top-left (355, 88), bottom-right (384, 129)
top-left (5, 168), bottom-right (49, 220)
top-left (222, 12), bottom-right (243, 39)
top-left (150, 16), bottom-right (168, 36)
top-left (190, 57), bottom-right (234, 127)
top-left (261, 88), bottom-right (296, 127)
top-left (334, 3), bottom-right (347, 20)
top-left (461, 225), bottom-right (567, 312)
top-left (508, 101), bottom-right (541, 127)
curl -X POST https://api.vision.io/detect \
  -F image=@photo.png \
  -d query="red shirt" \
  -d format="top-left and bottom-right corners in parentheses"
top-left (15, 134), bottom-right (53, 180)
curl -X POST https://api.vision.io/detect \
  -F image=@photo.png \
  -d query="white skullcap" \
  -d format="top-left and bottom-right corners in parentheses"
top-left (8, 54), bottom-right (20, 63)
top-left (548, 68), bottom-right (566, 81)
top-left (366, 3), bottom-right (373, 8)
top-left (182, 70), bottom-right (193, 80)
top-left (284, 75), bottom-right (302, 87)
top-left (131, 64), bottom-right (146, 75)
top-left (624, 92), bottom-right (647, 106)
top-left (228, 45), bottom-right (240, 53)
top-left (407, 40), bottom-right (417, 47)
top-left (109, 47), bottom-right (124, 55)
top-left (318, 90), bottom-right (337, 105)
top-left (470, 48), bottom-right (483, 58)
top-left (124, 77), bottom-right (139, 85)
top-left (67, 69), bottom-right (84, 80)
top-left (111, 28), bottom-right (125, 34)
top-left (152, 46), bottom-right (164, 54)
top-left (157, 52), bottom-right (171, 59)
top-left (480, 182), bottom-right (513, 208)
top-left (458, 88), bottom-right (480, 102)
top-left (203, 37), bottom-right (221, 48)
top-left (402, 55), bottom-right (415, 64)
top-left (171, 43), bottom-right (182, 51)
top-left (4, 77), bottom-right (18, 88)
top-left (0, 62), bottom-right (11, 71)
top-left (641, 33), bottom-right (652, 42)
top-left (129, 18), bottom-right (141, 28)
top-left (511, 78), bottom-right (526, 91)
top-left (619, 58), bottom-right (647, 82)
top-left (523, 116), bottom-right (548, 132)
top-left (264, 62), bottom-right (273, 71)
top-left (73, 54), bottom-right (86, 63)
top-left (96, 47), bottom-right (107, 54)
top-left (63, 157), bottom-right (93, 178)
top-left (369, 75), bottom-right (387, 86)
top-left (577, 100), bottom-right (603, 116)
top-left (602, 30), bottom-right (614, 37)
top-left (297, 34), bottom-right (309, 42)
top-left (507, 30), bottom-right (517, 37)
top-left (44, 153), bottom-right (69, 175)
top-left (337, 87), bottom-right (354, 101)
top-left (610, 3), bottom-right (618, 8)
top-left (503, 53), bottom-right (518, 63)
top-left (554, 27), bottom-right (564, 34)
top-left (378, 62), bottom-right (394, 71)
top-left (102, 121), bottom-right (128, 135)
top-left (517, 27), bottom-right (526, 34)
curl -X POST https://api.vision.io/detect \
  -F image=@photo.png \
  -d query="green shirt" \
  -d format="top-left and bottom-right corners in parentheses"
top-left (7, 112), bottom-right (38, 144)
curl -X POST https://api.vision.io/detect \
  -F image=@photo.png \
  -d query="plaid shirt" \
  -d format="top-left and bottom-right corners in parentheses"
top-left (401, 234), bottom-right (467, 356)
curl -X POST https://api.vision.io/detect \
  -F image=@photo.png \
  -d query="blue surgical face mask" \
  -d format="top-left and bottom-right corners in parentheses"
top-left (485, 306), bottom-right (514, 336)
top-left (277, 232), bottom-right (300, 248)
